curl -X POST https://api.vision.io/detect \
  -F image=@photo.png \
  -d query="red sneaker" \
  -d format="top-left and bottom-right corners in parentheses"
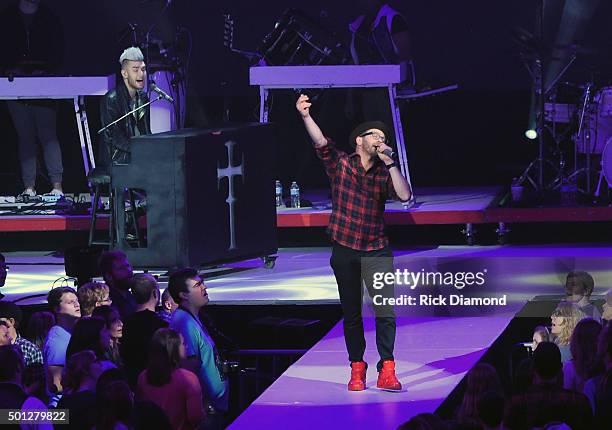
top-left (376, 360), bottom-right (402, 391)
top-left (348, 361), bottom-right (367, 391)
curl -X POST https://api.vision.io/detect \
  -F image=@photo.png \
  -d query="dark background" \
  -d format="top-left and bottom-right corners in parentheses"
top-left (1, 0), bottom-right (612, 194)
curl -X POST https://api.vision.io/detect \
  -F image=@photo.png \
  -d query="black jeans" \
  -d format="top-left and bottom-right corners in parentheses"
top-left (330, 241), bottom-right (396, 371)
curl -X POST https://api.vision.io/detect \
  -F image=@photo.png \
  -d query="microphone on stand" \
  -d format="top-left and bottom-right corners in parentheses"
top-left (150, 82), bottom-right (175, 102)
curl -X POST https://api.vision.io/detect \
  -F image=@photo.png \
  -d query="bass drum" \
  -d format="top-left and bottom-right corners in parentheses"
top-left (601, 136), bottom-right (612, 185)
top-left (577, 87), bottom-right (612, 154)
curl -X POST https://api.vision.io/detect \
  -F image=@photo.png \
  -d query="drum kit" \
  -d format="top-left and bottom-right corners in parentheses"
top-left (540, 81), bottom-right (612, 200)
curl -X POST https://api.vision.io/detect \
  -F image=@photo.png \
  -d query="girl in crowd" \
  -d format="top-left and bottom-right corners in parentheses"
top-left (136, 328), bottom-right (204, 430)
top-left (551, 301), bottom-right (586, 362)
top-left (92, 305), bottom-right (123, 367)
top-left (66, 317), bottom-right (116, 372)
top-left (532, 325), bottom-right (551, 351)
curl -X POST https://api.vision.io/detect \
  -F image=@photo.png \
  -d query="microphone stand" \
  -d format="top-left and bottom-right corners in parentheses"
top-left (97, 95), bottom-right (163, 135)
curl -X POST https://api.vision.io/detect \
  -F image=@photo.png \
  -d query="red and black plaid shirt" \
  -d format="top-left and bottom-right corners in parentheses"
top-left (316, 138), bottom-right (398, 251)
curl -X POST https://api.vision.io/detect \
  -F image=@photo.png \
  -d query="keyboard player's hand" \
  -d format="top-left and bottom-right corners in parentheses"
top-left (296, 94), bottom-right (311, 119)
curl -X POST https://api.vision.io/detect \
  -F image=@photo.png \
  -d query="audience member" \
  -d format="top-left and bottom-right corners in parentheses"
top-left (456, 363), bottom-right (503, 423)
top-left (136, 328), bottom-right (204, 430)
top-left (158, 288), bottom-right (178, 324)
top-left (564, 271), bottom-right (602, 321)
top-left (44, 286), bottom-right (80, 393)
top-left (532, 325), bottom-right (550, 351)
top-left (120, 273), bottom-right (167, 387)
top-left (563, 318), bottom-right (602, 393)
top-left (169, 268), bottom-right (229, 414)
top-left (92, 305), bottom-right (123, 366)
top-left (550, 301), bottom-right (585, 362)
top-left (66, 317), bottom-right (116, 373)
top-left (57, 350), bottom-right (103, 430)
top-left (0, 253), bottom-right (7, 299)
top-left (583, 324), bottom-right (612, 412)
top-left (0, 320), bottom-right (12, 345)
top-left (99, 250), bottom-right (136, 319)
top-left (504, 342), bottom-right (592, 430)
top-left (78, 281), bottom-right (111, 317)
top-left (602, 289), bottom-right (612, 324)
top-left (0, 301), bottom-right (45, 399)
top-left (0, 345), bottom-right (52, 429)
top-left (26, 310), bottom-right (55, 350)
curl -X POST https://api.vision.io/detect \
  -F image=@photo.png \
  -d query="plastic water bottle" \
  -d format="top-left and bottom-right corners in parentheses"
top-left (290, 181), bottom-right (300, 208)
top-left (275, 180), bottom-right (283, 207)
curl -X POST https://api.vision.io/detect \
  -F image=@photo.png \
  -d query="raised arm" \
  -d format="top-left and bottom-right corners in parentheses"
top-left (295, 94), bottom-right (327, 148)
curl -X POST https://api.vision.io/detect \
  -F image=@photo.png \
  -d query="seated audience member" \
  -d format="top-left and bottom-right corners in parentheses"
top-left (95, 380), bottom-right (133, 430)
top-left (477, 390), bottom-right (505, 430)
top-left (456, 363), bottom-right (504, 423)
top-left (57, 350), bottom-right (103, 430)
top-left (66, 317), bottom-right (115, 372)
top-left (98, 250), bottom-right (136, 320)
top-left (0, 320), bottom-right (12, 345)
top-left (532, 325), bottom-right (550, 351)
top-left (92, 305), bottom-right (123, 366)
top-left (0, 252), bottom-right (7, 299)
top-left (77, 281), bottom-right (111, 317)
top-left (158, 288), bottom-right (178, 324)
top-left (602, 289), bottom-right (612, 325)
top-left (564, 271), bottom-right (602, 321)
top-left (136, 328), bottom-right (204, 430)
top-left (120, 273), bottom-right (168, 387)
top-left (44, 286), bottom-right (81, 393)
top-left (0, 346), bottom-right (52, 428)
top-left (169, 268), bottom-right (229, 414)
top-left (0, 301), bottom-right (45, 399)
top-left (26, 311), bottom-right (55, 350)
top-left (551, 301), bottom-right (585, 362)
top-left (396, 413), bottom-right (446, 430)
top-left (563, 318), bottom-right (602, 393)
top-left (504, 342), bottom-right (592, 430)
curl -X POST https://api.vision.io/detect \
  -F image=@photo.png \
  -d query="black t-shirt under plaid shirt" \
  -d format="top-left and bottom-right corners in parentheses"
top-left (316, 138), bottom-right (398, 251)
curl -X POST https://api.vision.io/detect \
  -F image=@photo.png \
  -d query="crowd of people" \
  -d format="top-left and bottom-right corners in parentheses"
top-left (397, 271), bottom-right (612, 430)
top-left (0, 250), bottom-right (227, 430)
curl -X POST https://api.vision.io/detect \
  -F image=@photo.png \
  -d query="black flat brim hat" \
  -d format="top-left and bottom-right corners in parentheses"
top-left (348, 121), bottom-right (392, 148)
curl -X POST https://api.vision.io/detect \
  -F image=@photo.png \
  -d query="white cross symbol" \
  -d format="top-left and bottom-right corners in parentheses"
top-left (217, 140), bottom-right (244, 250)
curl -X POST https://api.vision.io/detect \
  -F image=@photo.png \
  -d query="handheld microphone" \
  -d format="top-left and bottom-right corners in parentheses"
top-left (150, 82), bottom-right (175, 102)
top-left (382, 149), bottom-right (395, 159)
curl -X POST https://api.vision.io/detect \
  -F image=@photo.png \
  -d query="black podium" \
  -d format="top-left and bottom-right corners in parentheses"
top-left (111, 123), bottom-right (278, 268)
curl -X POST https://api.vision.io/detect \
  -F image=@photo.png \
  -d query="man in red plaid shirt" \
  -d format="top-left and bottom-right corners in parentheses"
top-left (296, 94), bottom-right (411, 392)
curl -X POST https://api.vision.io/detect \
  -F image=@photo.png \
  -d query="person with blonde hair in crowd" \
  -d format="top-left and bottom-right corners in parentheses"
top-left (77, 282), bottom-right (111, 318)
top-left (551, 301), bottom-right (586, 362)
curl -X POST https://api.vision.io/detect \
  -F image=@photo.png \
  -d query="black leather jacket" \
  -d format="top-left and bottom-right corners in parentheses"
top-left (99, 81), bottom-right (151, 169)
